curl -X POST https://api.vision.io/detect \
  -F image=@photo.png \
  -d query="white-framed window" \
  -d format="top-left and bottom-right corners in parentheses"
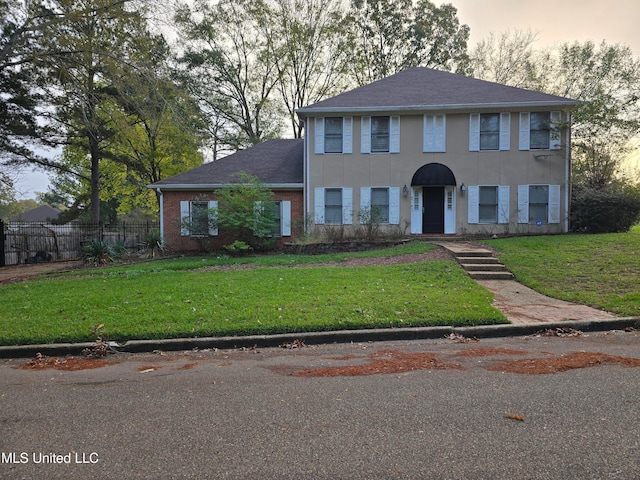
top-left (361, 116), bottom-right (400, 153)
top-left (314, 117), bottom-right (352, 154)
top-left (314, 187), bottom-right (353, 225)
top-left (480, 113), bottom-right (500, 150)
top-left (467, 186), bottom-right (509, 224)
top-left (518, 184), bottom-right (561, 224)
top-left (519, 111), bottom-right (561, 150)
top-left (371, 188), bottom-right (389, 223)
top-left (180, 200), bottom-right (218, 236)
top-left (469, 113), bottom-right (510, 151)
top-left (359, 187), bottom-right (400, 225)
top-left (423, 114), bottom-right (446, 152)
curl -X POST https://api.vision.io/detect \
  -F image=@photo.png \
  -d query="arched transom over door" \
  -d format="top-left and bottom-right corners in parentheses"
top-left (410, 163), bottom-right (457, 235)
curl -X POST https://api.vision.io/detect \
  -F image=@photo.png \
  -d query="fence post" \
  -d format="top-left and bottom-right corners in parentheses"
top-left (0, 219), bottom-right (5, 267)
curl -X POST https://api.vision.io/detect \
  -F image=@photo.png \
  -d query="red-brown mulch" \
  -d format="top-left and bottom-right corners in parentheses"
top-left (19, 353), bottom-right (114, 371)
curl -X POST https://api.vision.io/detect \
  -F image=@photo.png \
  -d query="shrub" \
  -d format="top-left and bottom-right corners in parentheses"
top-left (82, 240), bottom-right (115, 265)
top-left (571, 185), bottom-right (640, 233)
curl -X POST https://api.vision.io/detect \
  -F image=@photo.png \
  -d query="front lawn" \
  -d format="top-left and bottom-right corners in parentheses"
top-left (483, 230), bottom-right (640, 317)
top-left (0, 243), bottom-right (506, 345)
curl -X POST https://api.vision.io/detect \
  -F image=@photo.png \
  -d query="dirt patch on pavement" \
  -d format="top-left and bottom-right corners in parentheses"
top-left (19, 353), bottom-right (114, 371)
top-left (293, 349), bottom-right (464, 377)
top-left (275, 347), bottom-right (640, 377)
top-left (487, 351), bottom-right (640, 374)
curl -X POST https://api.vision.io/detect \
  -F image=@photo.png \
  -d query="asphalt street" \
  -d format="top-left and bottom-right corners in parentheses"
top-left (1, 330), bottom-right (639, 479)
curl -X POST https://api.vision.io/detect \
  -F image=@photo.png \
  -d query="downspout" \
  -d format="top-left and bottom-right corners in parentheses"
top-left (302, 119), bottom-right (310, 234)
top-left (156, 188), bottom-right (164, 244)
top-left (564, 113), bottom-right (571, 233)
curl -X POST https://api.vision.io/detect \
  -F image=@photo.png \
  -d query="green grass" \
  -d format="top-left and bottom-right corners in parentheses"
top-left (56, 240), bottom-right (438, 278)
top-left (483, 230), bottom-right (640, 317)
top-left (0, 243), bottom-right (506, 345)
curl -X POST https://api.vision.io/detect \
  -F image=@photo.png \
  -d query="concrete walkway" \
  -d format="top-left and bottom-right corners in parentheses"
top-left (437, 241), bottom-right (619, 325)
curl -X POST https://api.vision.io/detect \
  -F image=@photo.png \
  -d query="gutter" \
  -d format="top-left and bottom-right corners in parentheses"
top-left (147, 183), bottom-right (304, 191)
top-left (297, 100), bottom-right (580, 118)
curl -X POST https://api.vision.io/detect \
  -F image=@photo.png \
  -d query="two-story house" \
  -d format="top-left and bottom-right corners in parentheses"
top-left (297, 67), bottom-right (577, 238)
top-left (150, 67), bottom-right (577, 250)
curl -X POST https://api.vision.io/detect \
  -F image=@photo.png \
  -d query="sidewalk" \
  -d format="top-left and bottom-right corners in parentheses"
top-left (436, 241), bottom-right (620, 325)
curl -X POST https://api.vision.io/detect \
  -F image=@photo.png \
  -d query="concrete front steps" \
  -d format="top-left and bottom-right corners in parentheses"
top-left (436, 242), bottom-right (515, 280)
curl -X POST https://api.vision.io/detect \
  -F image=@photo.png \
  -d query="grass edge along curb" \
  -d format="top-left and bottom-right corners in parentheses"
top-left (1, 318), bottom-right (637, 359)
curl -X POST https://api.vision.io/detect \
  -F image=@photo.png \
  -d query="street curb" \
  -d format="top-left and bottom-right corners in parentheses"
top-left (0, 318), bottom-right (638, 359)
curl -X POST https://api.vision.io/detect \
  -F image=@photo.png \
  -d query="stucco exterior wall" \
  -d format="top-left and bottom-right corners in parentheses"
top-left (307, 111), bottom-right (570, 236)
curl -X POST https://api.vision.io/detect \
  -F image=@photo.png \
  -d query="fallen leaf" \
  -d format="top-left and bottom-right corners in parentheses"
top-left (504, 413), bottom-right (525, 421)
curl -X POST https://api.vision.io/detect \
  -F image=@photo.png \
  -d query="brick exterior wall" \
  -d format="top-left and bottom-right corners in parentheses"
top-left (162, 190), bottom-right (304, 252)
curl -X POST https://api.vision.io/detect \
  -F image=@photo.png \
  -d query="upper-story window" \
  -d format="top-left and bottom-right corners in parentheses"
top-left (324, 117), bottom-right (343, 153)
top-left (371, 117), bottom-right (390, 152)
top-left (519, 111), bottom-right (561, 150)
top-left (530, 112), bottom-right (550, 149)
top-left (314, 117), bottom-right (352, 154)
top-left (469, 113), bottom-right (510, 151)
top-left (361, 116), bottom-right (400, 153)
top-left (480, 113), bottom-right (500, 150)
top-left (423, 115), bottom-right (446, 152)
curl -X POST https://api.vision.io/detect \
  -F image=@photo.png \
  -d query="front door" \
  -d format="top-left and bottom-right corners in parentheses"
top-left (423, 187), bottom-right (444, 233)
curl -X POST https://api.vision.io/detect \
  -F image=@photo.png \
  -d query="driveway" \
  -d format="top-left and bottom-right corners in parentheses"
top-left (1, 332), bottom-right (639, 479)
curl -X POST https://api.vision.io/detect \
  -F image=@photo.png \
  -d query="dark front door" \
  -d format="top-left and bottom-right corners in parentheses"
top-left (423, 187), bottom-right (444, 233)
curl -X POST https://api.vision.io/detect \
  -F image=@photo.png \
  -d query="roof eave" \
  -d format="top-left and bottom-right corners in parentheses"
top-left (296, 100), bottom-right (579, 117)
top-left (148, 183), bottom-right (304, 191)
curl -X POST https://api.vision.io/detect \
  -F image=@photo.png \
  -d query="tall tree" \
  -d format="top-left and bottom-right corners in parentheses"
top-left (550, 42), bottom-right (640, 188)
top-left (257, 0), bottom-right (352, 137)
top-left (346, 0), bottom-right (470, 86)
top-left (0, 0), bottom-right (56, 174)
top-left (468, 28), bottom-right (551, 90)
top-left (174, 0), bottom-right (283, 155)
top-left (106, 34), bottom-right (204, 213)
top-left (471, 34), bottom-right (640, 189)
top-left (35, 0), bottom-right (156, 222)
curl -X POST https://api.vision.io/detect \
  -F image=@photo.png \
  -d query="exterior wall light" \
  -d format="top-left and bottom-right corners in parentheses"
top-left (460, 183), bottom-right (466, 194)
top-left (402, 185), bottom-right (409, 197)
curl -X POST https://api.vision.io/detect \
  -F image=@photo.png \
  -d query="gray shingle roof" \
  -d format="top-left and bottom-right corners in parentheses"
top-left (9, 205), bottom-right (61, 222)
top-left (149, 139), bottom-right (303, 189)
top-left (297, 67), bottom-right (577, 115)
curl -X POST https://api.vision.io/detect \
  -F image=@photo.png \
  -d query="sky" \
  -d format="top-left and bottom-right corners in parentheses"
top-left (13, 0), bottom-right (640, 199)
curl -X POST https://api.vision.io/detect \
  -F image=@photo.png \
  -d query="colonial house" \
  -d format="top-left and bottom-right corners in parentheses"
top-left (149, 67), bottom-right (577, 251)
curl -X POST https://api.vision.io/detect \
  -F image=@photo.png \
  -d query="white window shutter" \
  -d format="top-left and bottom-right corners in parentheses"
top-left (467, 186), bottom-right (479, 224)
top-left (180, 201), bottom-right (190, 236)
top-left (469, 114), bottom-right (480, 151)
top-left (550, 111), bottom-right (561, 150)
top-left (435, 115), bottom-right (446, 152)
top-left (389, 187), bottom-right (400, 225)
top-left (390, 116), bottom-right (400, 153)
top-left (281, 201), bottom-right (291, 236)
top-left (361, 116), bottom-right (371, 153)
top-left (314, 187), bottom-right (325, 224)
top-left (342, 188), bottom-right (353, 225)
top-left (548, 185), bottom-right (561, 223)
top-left (498, 185), bottom-right (510, 224)
top-left (500, 112), bottom-right (511, 150)
top-left (208, 200), bottom-right (218, 236)
top-left (360, 187), bottom-right (371, 223)
top-left (519, 112), bottom-right (530, 150)
top-left (424, 115), bottom-right (445, 152)
top-left (518, 185), bottom-right (529, 223)
top-left (423, 115), bottom-right (434, 152)
top-left (314, 117), bottom-right (324, 154)
top-left (343, 117), bottom-right (353, 154)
